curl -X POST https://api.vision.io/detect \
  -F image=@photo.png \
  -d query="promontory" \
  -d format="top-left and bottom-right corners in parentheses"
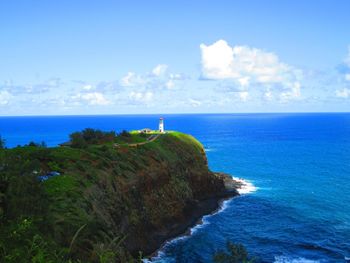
top-left (0, 129), bottom-right (240, 262)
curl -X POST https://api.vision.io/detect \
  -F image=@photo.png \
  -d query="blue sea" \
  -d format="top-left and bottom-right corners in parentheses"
top-left (1, 113), bottom-right (350, 262)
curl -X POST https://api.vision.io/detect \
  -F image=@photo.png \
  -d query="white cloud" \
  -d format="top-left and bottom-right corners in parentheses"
top-left (335, 88), bottom-right (350, 98)
top-left (345, 74), bottom-right (350, 81)
top-left (1, 78), bottom-right (62, 95)
top-left (200, 40), bottom-right (235, 79)
top-left (0, 90), bottom-right (12, 105)
top-left (73, 92), bottom-right (110, 105)
top-left (238, 91), bottom-right (249, 102)
top-left (170, 73), bottom-right (188, 80)
top-left (152, 64), bottom-right (168, 76)
top-left (200, 40), bottom-right (302, 101)
top-left (120, 65), bottom-right (186, 92)
top-left (120, 72), bottom-right (144, 87)
top-left (83, 84), bottom-right (93, 90)
top-left (189, 98), bottom-right (202, 107)
top-left (129, 91), bottom-right (153, 104)
top-left (165, 80), bottom-right (175, 89)
top-left (264, 88), bottom-right (273, 101)
top-left (280, 82), bottom-right (301, 102)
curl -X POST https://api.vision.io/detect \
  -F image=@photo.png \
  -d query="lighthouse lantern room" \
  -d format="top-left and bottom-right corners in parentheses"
top-left (159, 118), bottom-right (164, 133)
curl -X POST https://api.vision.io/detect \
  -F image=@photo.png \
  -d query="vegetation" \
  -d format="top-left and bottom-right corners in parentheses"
top-left (27, 141), bottom-right (47, 147)
top-left (0, 129), bottom-right (227, 262)
top-left (0, 135), bottom-right (5, 149)
top-left (68, 128), bottom-right (153, 148)
top-left (213, 241), bottom-right (255, 263)
top-left (69, 128), bottom-right (116, 148)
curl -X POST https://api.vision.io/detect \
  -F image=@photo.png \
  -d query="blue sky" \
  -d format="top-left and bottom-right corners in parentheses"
top-left (1, 0), bottom-right (350, 115)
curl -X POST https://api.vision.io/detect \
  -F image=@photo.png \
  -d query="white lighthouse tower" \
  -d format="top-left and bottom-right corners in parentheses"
top-left (159, 117), bottom-right (164, 133)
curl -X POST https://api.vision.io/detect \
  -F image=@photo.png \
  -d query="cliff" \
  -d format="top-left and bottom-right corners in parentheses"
top-left (0, 131), bottom-right (238, 262)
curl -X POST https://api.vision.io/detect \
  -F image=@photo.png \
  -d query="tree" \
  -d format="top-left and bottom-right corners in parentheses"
top-left (0, 135), bottom-right (5, 149)
top-left (28, 141), bottom-right (38, 147)
top-left (69, 129), bottom-right (116, 148)
top-left (119, 130), bottom-right (131, 138)
top-left (213, 241), bottom-right (254, 263)
top-left (70, 132), bottom-right (88, 149)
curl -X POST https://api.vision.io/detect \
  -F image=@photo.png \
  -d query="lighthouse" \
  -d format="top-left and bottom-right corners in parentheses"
top-left (159, 117), bottom-right (164, 133)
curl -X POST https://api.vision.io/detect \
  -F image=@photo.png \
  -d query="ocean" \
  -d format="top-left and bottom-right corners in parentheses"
top-left (1, 113), bottom-right (349, 262)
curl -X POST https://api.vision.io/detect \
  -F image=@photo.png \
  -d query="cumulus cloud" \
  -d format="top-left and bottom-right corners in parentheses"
top-left (83, 84), bottom-right (93, 91)
top-left (0, 90), bottom-right (12, 105)
top-left (238, 91), bottom-right (249, 102)
top-left (165, 80), bottom-right (175, 89)
top-left (120, 64), bottom-right (187, 92)
top-left (189, 98), bottom-right (202, 107)
top-left (120, 72), bottom-right (144, 87)
top-left (73, 92), bottom-right (110, 105)
top-left (279, 82), bottom-right (301, 102)
top-left (152, 64), bottom-right (168, 76)
top-left (335, 88), bottom-right (350, 98)
top-left (1, 78), bottom-right (62, 95)
top-left (264, 88), bottom-right (273, 101)
top-left (129, 91), bottom-right (153, 104)
top-left (200, 40), bottom-right (302, 101)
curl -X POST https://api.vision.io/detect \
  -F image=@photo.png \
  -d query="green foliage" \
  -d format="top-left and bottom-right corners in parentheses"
top-left (48, 161), bottom-right (61, 171)
top-left (70, 128), bottom-right (116, 148)
top-left (119, 130), bottom-right (131, 138)
top-left (0, 135), bottom-right (5, 149)
top-left (27, 141), bottom-right (47, 148)
top-left (92, 235), bottom-right (133, 263)
top-left (213, 241), bottom-right (254, 263)
top-left (0, 129), bottom-right (218, 262)
top-left (0, 218), bottom-right (63, 263)
top-left (69, 132), bottom-right (87, 148)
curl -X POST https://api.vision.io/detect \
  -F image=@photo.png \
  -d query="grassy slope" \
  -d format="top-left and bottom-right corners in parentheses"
top-left (0, 132), bottom-right (227, 262)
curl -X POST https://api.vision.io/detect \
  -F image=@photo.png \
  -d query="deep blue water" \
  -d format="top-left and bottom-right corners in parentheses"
top-left (1, 113), bottom-right (350, 262)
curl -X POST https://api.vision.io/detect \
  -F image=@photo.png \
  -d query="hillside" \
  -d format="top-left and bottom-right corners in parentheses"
top-left (0, 130), bottom-right (238, 262)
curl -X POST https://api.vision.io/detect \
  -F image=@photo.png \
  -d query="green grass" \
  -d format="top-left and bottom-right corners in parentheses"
top-left (114, 133), bottom-right (150, 144)
top-left (44, 174), bottom-right (79, 196)
top-left (167, 131), bottom-right (204, 152)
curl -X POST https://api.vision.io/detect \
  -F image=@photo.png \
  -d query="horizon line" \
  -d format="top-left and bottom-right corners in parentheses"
top-left (1, 111), bottom-right (350, 117)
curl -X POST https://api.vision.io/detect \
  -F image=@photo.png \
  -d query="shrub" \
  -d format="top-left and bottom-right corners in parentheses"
top-left (0, 135), bottom-right (5, 149)
top-left (27, 141), bottom-right (47, 148)
top-left (119, 130), bottom-right (131, 138)
top-left (213, 241), bottom-right (254, 263)
top-left (70, 129), bottom-right (116, 148)
top-left (70, 132), bottom-right (88, 149)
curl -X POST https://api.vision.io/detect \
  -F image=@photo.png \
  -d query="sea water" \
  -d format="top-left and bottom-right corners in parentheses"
top-left (1, 113), bottom-right (349, 262)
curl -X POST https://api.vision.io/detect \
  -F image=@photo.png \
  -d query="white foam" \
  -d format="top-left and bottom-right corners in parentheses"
top-left (204, 148), bottom-right (215, 152)
top-left (231, 176), bottom-right (257, 194)
top-left (274, 256), bottom-right (324, 263)
top-left (147, 198), bottom-right (234, 261)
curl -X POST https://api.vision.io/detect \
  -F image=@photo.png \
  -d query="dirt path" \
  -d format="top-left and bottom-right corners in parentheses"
top-left (126, 134), bottom-right (161, 147)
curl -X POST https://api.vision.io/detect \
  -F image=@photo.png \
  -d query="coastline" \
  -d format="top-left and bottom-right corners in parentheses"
top-left (145, 174), bottom-right (256, 260)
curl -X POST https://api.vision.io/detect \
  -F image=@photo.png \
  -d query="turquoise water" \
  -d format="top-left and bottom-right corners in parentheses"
top-left (1, 113), bottom-right (350, 262)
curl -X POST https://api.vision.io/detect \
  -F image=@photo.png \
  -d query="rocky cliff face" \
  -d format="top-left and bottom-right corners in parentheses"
top-left (0, 132), bottom-right (238, 261)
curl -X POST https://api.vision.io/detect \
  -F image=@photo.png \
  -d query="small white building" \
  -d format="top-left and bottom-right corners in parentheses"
top-left (139, 128), bottom-right (152, 134)
top-left (159, 117), bottom-right (164, 133)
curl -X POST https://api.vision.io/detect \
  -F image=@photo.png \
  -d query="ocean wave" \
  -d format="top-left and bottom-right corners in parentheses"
top-left (190, 198), bottom-right (233, 235)
top-left (204, 147), bottom-right (215, 152)
top-left (147, 178), bottom-right (256, 262)
top-left (274, 256), bottom-right (324, 263)
top-left (231, 176), bottom-right (257, 194)
top-left (150, 198), bottom-right (233, 260)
